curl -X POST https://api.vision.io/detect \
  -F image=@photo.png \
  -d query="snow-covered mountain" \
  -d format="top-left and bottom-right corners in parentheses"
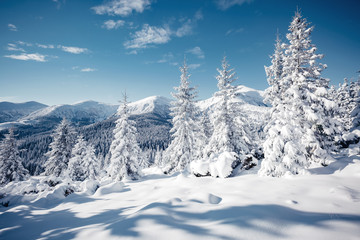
top-left (128, 96), bottom-right (171, 118)
top-left (0, 101), bottom-right (47, 123)
top-left (21, 100), bottom-right (118, 124)
top-left (197, 85), bottom-right (267, 111)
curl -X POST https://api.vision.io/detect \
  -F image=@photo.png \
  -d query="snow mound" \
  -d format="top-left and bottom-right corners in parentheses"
top-left (190, 152), bottom-right (240, 178)
top-left (94, 181), bottom-right (124, 196)
top-left (0, 176), bottom-right (76, 207)
top-left (80, 180), bottom-right (100, 195)
top-left (189, 192), bottom-right (222, 204)
top-left (342, 129), bottom-right (360, 142)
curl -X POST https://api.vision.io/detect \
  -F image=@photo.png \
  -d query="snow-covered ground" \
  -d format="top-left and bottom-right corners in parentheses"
top-left (1, 153), bottom-right (360, 240)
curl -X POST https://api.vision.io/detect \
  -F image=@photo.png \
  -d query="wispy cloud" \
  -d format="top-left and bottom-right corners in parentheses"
top-left (216, 0), bottom-right (253, 10)
top-left (92, 0), bottom-right (151, 17)
top-left (81, 68), bottom-right (97, 72)
top-left (188, 63), bottom-right (201, 70)
top-left (175, 10), bottom-right (203, 37)
top-left (102, 19), bottom-right (125, 30)
top-left (17, 41), bottom-right (32, 47)
top-left (52, 0), bottom-right (66, 9)
top-left (6, 43), bottom-right (25, 52)
top-left (59, 45), bottom-right (89, 54)
top-left (4, 53), bottom-right (47, 62)
top-left (226, 27), bottom-right (244, 36)
top-left (8, 24), bottom-right (18, 31)
top-left (157, 52), bottom-right (174, 63)
top-left (36, 43), bottom-right (55, 49)
top-left (187, 46), bottom-right (205, 59)
top-left (124, 24), bottom-right (171, 49)
top-left (125, 10), bottom-right (203, 51)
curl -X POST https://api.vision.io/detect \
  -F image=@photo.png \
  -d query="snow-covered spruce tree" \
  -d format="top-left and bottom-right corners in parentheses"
top-left (163, 60), bottom-right (204, 174)
top-left (203, 56), bottom-right (250, 161)
top-left (200, 110), bottom-right (213, 140)
top-left (108, 93), bottom-right (142, 181)
top-left (154, 147), bottom-right (164, 168)
top-left (260, 10), bottom-right (340, 177)
top-left (349, 79), bottom-right (360, 130)
top-left (68, 135), bottom-right (99, 181)
top-left (44, 118), bottom-right (75, 177)
top-left (0, 129), bottom-right (29, 186)
top-left (264, 33), bottom-right (286, 105)
top-left (336, 79), bottom-right (355, 131)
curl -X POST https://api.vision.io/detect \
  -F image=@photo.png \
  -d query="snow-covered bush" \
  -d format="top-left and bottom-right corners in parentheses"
top-left (191, 151), bottom-right (256, 178)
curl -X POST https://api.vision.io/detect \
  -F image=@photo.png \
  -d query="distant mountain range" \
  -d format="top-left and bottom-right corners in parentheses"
top-left (0, 85), bottom-right (266, 131)
top-left (0, 85), bottom-right (269, 175)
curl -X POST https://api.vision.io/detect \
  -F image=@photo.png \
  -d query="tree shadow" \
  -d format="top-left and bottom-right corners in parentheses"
top-left (1, 202), bottom-right (360, 240)
top-left (309, 155), bottom-right (359, 175)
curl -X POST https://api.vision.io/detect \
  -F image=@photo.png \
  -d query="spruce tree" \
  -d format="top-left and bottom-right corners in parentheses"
top-left (0, 129), bottom-right (29, 185)
top-left (68, 135), bottom-right (99, 181)
top-left (349, 79), bottom-right (360, 130)
top-left (108, 93), bottom-right (142, 181)
top-left (204, 56), bottom-right (249, 159)
top-left (163, 60), bottom-right (204, 173)
top-left (44, 118), bottom-right (75, 177)
top-left (264, 33), bottom-right (286, 105)
top-left (260, 10), bottom-right (339, 177)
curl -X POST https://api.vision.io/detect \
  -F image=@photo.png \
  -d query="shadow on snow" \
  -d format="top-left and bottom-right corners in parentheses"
top-left (1, 202), bottom-right (360, 240)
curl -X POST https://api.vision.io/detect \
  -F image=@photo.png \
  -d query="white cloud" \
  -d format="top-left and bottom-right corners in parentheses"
top-left (226, 27), bottom-right (244, 36)
top-left (8, 24), bottom-right (17, 31)
top-left (216, 0), bottom-right (253, 10)
top-left (36, 43), bottom-right (55, 49)
top-left (52, 0), bottom-right (66, 9)
top-left (194, 10), bottom-right (204, 21)
top-left (188, 63), bottom-right (201, 70)
top-left (92, 0), bottom-right (151, 17)
top-left (124, 24), bottom-right (171, 49)
top-left (59, 45), bottom-right (88, 54)
top-left (102, 19), bottom-right (125, 30)
top-left (175, 20), bottom-right (193, 37)
top-left (124, 10), bottom-right (203, 51)
top-left (17, 41), bottom-right (32, 47)
top-left (187, 46), bottom-right (205, 59)
top-left (175, 10), bottom-right (203, 37)
top-left (157, 52), bottom-right (174, 63)
top-left (81, 68), bottom-right (96, 72)
top-left (6, 43), bottom-right (25, 52)
top-left (4, 53), bottom-right (47, 62)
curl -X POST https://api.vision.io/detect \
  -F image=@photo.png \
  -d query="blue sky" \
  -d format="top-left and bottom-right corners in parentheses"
top-left (1, 0), bottom-right (359, 105)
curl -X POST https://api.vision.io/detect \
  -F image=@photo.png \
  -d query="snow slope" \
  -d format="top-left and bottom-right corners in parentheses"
top-left (1, 153), bottom-right (360, 240)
